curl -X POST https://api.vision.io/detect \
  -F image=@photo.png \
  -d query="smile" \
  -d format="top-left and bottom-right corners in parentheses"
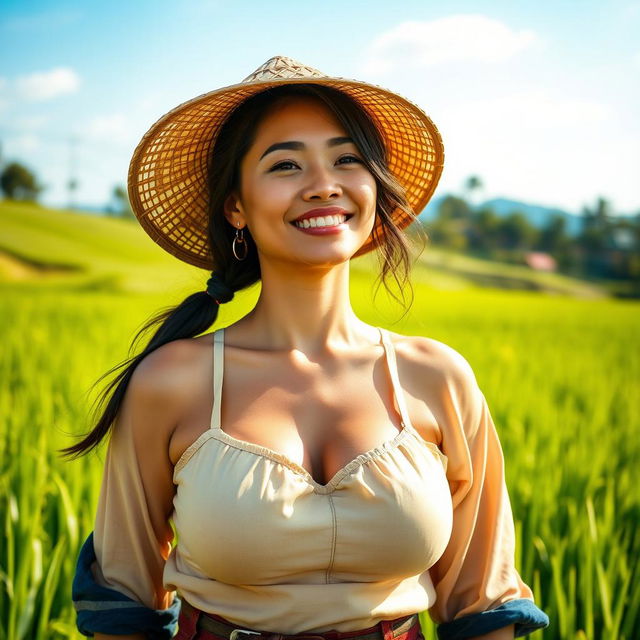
top-left (292, 214), bottom-right (351, 229)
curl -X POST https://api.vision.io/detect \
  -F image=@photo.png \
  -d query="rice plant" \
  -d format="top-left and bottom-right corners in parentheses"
top-left (1, 272), bottom-right (638, 639)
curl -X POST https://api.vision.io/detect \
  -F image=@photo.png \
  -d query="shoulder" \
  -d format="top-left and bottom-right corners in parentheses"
top-left (385, 329), bottom-right (479, 393)
top-left (385, 330), bottom-right (486, 442)
top-left (122, 335), bottom-right (213, 436)
top-left (132, 335), bottom-right (210, 392)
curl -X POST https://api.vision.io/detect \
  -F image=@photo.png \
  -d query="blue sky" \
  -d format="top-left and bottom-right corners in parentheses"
top-left (1, 0), bottom-right (638, 215)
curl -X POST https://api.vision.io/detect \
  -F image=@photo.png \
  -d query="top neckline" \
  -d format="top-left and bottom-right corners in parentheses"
top-left (200, 326), bottom-right (422, 493)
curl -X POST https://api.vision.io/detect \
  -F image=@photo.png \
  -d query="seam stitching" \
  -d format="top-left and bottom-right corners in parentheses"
top-left (325, 494), bottom-right (337, 583)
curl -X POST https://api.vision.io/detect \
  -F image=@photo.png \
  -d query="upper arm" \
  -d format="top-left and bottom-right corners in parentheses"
top-left (118, 340), bottom-right (198, 521)
top-left (91, 339), bottom-right (197, 609)
top-left (123, 341), bottom-right (196, 495)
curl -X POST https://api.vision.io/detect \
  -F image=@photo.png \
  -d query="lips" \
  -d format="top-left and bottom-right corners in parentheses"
top-left (291, 206), bottom-right (352, 223)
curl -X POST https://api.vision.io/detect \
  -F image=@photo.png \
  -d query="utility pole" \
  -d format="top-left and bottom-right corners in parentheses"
top-left (68, 135), bottom-right (79, 210)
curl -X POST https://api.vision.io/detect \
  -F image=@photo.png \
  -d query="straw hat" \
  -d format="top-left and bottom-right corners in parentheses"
top-left (127, 55), bottom-right (444, 270)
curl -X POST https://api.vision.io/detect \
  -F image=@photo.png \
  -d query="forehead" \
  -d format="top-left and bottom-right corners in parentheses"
top-left (252, 96), bottom-right (348, 145)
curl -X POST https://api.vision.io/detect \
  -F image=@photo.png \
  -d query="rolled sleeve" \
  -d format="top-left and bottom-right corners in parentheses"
top-left (73, 531), bottom-right (181, 639)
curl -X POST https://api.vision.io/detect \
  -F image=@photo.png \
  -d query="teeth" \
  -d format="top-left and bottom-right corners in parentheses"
top-left (295, 214), bottom-right (348, 229)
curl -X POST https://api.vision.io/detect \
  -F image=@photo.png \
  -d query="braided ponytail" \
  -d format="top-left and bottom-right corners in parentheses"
top-left (206, 271), bottom-right (235, 304)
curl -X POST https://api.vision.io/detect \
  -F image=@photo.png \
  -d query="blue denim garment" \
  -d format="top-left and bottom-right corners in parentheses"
top-left (436, 599), bottom-right (549, 639)
top-left (72, 531), bottom-right (181, 640)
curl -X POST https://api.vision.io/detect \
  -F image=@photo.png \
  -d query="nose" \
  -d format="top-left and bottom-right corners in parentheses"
top-left (301, 163), bottom-right (343, 201)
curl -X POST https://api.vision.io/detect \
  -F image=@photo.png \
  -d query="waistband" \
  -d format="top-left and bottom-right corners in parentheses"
top-left (178, 600), bottom-right (420, 640)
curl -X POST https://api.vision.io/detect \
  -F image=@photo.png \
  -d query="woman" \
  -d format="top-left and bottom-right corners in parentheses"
top-left (64, 56), bottom-right (549, 640)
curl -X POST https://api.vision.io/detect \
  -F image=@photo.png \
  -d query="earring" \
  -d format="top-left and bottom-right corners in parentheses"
top-left (232, 222), bottom-right (248, 261)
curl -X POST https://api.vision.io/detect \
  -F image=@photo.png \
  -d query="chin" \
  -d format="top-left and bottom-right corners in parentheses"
top-left (295, 247), bottom-right (358, 267)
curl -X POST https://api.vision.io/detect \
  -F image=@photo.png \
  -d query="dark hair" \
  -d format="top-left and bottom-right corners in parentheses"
top-left (59, 83), bottom-right (427, 459)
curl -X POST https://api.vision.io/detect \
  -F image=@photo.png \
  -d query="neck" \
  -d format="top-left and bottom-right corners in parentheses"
top-left (236, 260), bottom-right (378, 355)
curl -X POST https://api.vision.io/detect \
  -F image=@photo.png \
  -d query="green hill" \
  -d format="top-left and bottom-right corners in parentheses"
top-left (0, 200), bottom-right (202, 294)
top-left (0, 199), bottom-right (605, 298)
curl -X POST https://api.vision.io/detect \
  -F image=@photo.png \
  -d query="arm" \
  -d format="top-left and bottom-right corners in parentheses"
top-left (423, 345), bottom-right (548, 639)
top-left (73, 345), bottom-right (190, 639)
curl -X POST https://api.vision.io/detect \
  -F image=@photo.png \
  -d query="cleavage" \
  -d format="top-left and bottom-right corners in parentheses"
top-left (219, 396), bottom-right (405, 487)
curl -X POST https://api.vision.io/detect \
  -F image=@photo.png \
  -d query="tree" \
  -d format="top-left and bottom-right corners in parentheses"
top-left (109, 184), bottom-right (134, 218)
top-left (537, 214), bottom-right (570, 253)
top-left (464, 175), bottom-right (484, 205)
top-left (577, 196), bottom-right (618, 277)
top-left (496, 211), bottom-right (538, 250)
top-left (437, 195), bottom-right (473, 221)
top-left (579, 196), bottom-right (612, 252)
top-left (469, 207), bottom-right (500, 251)
top-left (0, 161), bottom-right (44, 201)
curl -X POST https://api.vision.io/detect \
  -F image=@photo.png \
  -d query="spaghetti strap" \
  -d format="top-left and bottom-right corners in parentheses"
top-left (210, 326), bottom-right (411, 433)
top-left (378, 327), bottom-right (414, 431)
top-left (209, 327), bottom-right (225, 430)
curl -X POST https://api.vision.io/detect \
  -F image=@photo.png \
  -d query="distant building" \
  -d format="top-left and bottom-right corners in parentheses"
top-left (525, 252), bottom-right (557, 272)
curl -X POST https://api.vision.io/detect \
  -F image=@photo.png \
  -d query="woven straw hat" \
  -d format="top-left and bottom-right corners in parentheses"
top-left (127, 55), bottom-right (444, 270)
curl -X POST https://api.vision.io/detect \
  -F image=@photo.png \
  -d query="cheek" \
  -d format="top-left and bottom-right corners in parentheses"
top-left (351, 175), bottom-right (378, 214)
top-left (242, 174), bottom-right (291, 218)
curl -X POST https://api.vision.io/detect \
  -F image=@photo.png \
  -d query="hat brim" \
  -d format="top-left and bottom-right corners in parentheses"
top-left (127, 76), bottom-right (444, 270)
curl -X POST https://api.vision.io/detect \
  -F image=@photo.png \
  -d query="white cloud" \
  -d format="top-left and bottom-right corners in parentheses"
top-left (360, 15), bottom-right (539, 74)
top-left (80, 113), bottom-right (134, 145)
top-left (16, 67), bottom-right (80, 102)
top-left (356, 15), bottom-right (635, 214)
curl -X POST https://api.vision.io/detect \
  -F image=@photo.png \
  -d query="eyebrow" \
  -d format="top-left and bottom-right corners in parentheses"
top-left (259, 136), bottom-right (354, 160)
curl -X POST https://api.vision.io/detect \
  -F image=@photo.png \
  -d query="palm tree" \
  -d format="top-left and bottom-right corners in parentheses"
top-left (464, 175), bottom-right (484, 206)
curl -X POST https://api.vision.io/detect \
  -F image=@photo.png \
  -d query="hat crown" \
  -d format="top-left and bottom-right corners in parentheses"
top-left (241, 55), bottom-right (326, 84)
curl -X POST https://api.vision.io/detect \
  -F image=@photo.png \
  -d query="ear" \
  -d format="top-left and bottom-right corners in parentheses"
top-left (223, 192), bottom-right (246, 228)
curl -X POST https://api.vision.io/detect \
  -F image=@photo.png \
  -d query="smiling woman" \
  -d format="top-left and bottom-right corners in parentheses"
top-left (223, 95), bottom-right (378, 265)
top-left (60, 56), bottom-right (549, 640)
top-left (202, 81), bottom-right (419, 293)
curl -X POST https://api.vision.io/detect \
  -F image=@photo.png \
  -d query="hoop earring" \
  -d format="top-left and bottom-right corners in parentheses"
top-left (232, 225), bottom-right (248, 261)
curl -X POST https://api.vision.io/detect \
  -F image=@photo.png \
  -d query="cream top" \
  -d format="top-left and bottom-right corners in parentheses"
top-left (92, 326), bottom-right (534, 633)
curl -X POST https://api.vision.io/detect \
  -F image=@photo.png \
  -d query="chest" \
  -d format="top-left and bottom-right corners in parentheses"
top-left (169, 330), bottom-right (441, 487)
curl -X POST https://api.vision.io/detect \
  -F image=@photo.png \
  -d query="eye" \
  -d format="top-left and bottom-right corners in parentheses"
top-left (269, 160), bottom-right (299, 172)
top-left (269, 155), bottom-right (362, 171)
top-left (337, 154), bottom-right (362, 165)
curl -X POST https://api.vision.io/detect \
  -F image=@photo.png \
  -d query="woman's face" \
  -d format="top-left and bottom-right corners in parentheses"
top-left (225, 96), bottom-right (377, 267)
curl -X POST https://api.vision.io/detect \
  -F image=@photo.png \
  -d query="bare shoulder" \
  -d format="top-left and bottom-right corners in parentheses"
top-left (383, 329), bottom-right (479, 391)
top-left (134, 335), bottom-right (210, 386)
top-left (125, 335), bottom-right (213, 437)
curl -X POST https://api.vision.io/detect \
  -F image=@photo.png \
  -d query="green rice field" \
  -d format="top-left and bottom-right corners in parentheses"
top-left (1, 201), bottom-right (638, 639)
